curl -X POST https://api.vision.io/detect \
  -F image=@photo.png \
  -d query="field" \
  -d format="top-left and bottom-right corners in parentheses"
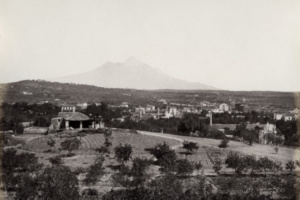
top-left (139, 131), bottom-right (300, 166)
top-left (19, 129), bottom-right (181, 169)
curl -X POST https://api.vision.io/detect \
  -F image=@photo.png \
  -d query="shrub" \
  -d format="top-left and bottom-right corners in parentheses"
top-left (182, 141), bottom-right (199, 154)
top-left (175, 159), bottom-right (194, 176)
top-left (95, 146), bottom-right (110, 155)
top-left (148, 142), bottom-right (177, 172)
top-left (84, 156), bottom-right (105, 185)
top-left (60, 137), bottom-right (81, 156)
top-left (285, 160), bottom-right (295, 172)
top-left (114, 143), bottom-right (133, 165)
top-left (218, 139), bottom-right (229, 148)
top-left (39, 165), bottom-right (80, 200)
top-left (274, 146), bottom-right (279, 154)
top-left (241, 130), bottom-right (256, 146)
top-left (194, 161), bottom-right (203, 170)
top-left (213, 158), bottom-right (222, 174)
top-left (49, 155), bottom-right (63, 165)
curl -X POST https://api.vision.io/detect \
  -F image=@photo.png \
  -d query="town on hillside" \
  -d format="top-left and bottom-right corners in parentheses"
top-left (1, 92), bottom-right (299, 199)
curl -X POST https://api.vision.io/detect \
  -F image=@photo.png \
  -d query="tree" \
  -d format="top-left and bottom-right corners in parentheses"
top-left (148, 173), bottom-right (184, 200)
top-left (14, 173), bottom-right (39, 200)
top-left (38, 165), bottom-right (80, 200)
top-left (182, 141), bottom-right (199, 154)
top-left (218, 139), bottom-right (229, 148)
top-left (274, 146), bottom-right (279, 154)
top-left (175, 159), bottom-right (194, 176)
top-left (47, 137), bottom-right (56, 151)
top-left (84, 156), bottom-right (105, 185)
top-left (213, 158), bottom-right (222, 174)
top-left (60, 137), bottom-right (81, 156)
top-left (285, 160), bottom-right (295, 172)
top-left (258, 157), bottom-right (274, 176)
top-left (241, 130), bottom-right (256, 145)
top-left (114, 143), bottom-right (133, 165)
top-left (34, 116), bottom-right (50, 127)
top-left (2, 149), bottom-right (42, 191)
top-left (131, 158), bottom-right (151, 178)
top-left (95, 146), bottom-right (110, 155)
top-left (149, 142), bottom-right (177, 172)
top-left (49, 155), bottom-right (63, 165)
top-left (104, 129), bottom-right (113, 148)
top-left (278, 175), bottom-right (298, 199)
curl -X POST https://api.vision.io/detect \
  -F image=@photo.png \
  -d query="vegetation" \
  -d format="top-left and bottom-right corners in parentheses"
top-left (213, 157), bottom-right (222, 174)
top-left (182, 141), bottom-right (199, 154)
top-left (241, 130), bottom-right (256, 145)
top-left (148, 142), bottom-right (178, 172)
top-left (175, 159), bottom-right (194, 176)
top-left (83, 156), bottom-right (105, 185)
top-left (218, 138), bottom-right (229, 148)
top-left (114, 143), bottom-right (133, 165)
top-left (38, 165), bottom-right (80, 200)
top-left (60, 137), bottom-right (81, 156)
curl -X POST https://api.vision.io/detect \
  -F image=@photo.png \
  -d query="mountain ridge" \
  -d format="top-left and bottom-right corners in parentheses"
top-left (52, 58), bottom-right (218, 90)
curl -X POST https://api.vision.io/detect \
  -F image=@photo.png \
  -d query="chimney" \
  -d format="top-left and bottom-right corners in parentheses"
top-left (72, 106), bottom-right (76, 113)
top-left (209, 112), bottom-right (212, 126)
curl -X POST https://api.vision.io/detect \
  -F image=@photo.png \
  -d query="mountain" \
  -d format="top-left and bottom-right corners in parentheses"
top-left (53, 58), bottom-right (217, 90)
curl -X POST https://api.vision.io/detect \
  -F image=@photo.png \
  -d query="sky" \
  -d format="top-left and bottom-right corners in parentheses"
top-left (0, 0), bottom-right (299, 91)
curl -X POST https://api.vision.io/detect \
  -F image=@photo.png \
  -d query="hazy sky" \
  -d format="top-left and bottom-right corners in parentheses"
top-left (0, 0), bottom-right (299, 91)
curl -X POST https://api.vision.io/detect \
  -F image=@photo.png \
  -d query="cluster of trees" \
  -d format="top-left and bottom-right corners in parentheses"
top-left (84, 103), bottom-right (127, 125)
top-left (276, 119), bottom-right (298, 147)
top-left (212, 111), bottom-right (275, 124)
top-left (0, 102), bottom-right (60, 131)
top-left (2, 149), bottom-right (80, 200)
top-left (225, 152), bottom-right (282, 175)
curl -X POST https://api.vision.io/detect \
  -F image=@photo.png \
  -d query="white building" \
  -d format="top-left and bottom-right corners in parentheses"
top-left (219, 103), bottom-right (230, 112)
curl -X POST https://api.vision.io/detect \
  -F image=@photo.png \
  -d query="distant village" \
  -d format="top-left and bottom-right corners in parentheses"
top-left (11, 94), bottom-right (296, 146)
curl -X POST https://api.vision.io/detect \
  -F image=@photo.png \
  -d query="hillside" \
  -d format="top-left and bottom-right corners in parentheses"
top-left (53, 58), bottom-right (217, 90)
top-left (0, 80), bottom-right (297, 110)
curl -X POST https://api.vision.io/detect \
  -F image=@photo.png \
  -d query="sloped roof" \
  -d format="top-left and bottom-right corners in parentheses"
top-left (58, 112), bottom-right (90, 121)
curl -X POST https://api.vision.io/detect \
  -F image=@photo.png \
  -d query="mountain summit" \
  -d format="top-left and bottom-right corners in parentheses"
top-left (53, 58), bottom-right (217, 90)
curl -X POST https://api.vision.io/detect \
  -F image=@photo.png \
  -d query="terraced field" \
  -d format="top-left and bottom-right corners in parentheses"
top-left (80, 130), bottom-right (181, 157)
top-left (21, 129), bottom-right (181, 157)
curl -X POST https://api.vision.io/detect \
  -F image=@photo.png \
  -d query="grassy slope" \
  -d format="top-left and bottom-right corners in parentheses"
top-left (139, 131), bottom-right (299, 165)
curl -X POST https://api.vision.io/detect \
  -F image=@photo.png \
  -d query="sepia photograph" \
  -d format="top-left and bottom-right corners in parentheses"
top-left (0, 0), bottom-right (299, 199)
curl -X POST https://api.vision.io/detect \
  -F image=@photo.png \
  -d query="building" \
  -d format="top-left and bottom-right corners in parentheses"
top-left (146, 104), bottom-right (155, 111)
top-left (76, 102), bottom-right (88, 110)
top-left (235, 103), bottom-right (245, 112)
top-left (120, 102), bottom-right (129, 108)
top-left (50, 105), bottom-right (92, 130)
top-left (258, 123), bottom-right (281, 144)
top-left (219, 103), bottom-right (230, 112)
top-left (273, 113), bottom-right (294, 121)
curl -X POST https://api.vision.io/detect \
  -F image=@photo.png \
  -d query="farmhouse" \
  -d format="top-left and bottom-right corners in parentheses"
top-left (50, 105), bottom-right (92, 130)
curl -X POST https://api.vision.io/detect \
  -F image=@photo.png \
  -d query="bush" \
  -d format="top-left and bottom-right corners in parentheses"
top-left (39, 165), bottom-right (80, 200)
top-left (175, 159), bottom-right (194, 176)
top-left (49, 155), bottom-right (63, 165)
top-left (285, 160), bottom-right (295, 172)
top-left (218, 139), bottom-right (229, 148)
top-left (114, 143), bottom-right (133, 165)
top-left (213, 158), bottom-right (222, 174)
top-left (241, 130), bottom-right (256, 145)
top-left (84, 156), bottom-right (105, 185)
top-left (274, 146), bottom-right (279, 154)
top-left (60, 137), bottom-right (81, 156)
top-left (149, 142), bottom-right (177, 172)
top-left (182, 141), bottom-right (199, 154)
